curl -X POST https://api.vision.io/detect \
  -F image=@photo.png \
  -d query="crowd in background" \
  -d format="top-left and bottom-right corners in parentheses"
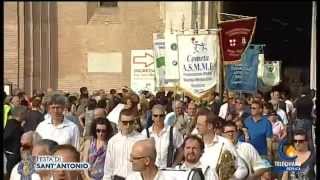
top-left (3, 85), bottom-right (317, 180)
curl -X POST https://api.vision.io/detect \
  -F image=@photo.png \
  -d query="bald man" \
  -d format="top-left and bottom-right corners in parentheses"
top-left (10, 139), bottom-right (58, 180)
top-left (20, 131), bottom-right (41, 160)
top-left (127, 139), bottom-right (176, 180)
top-left (52, 144), bottom-right (82, 180)
top-left (94, 107), bottom-right (118, 135)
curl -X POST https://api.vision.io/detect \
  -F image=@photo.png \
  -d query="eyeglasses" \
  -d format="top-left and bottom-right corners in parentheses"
top-left (251, 107), bottom-right (258, 110)
top-left (121, 120), bottom-right (135, 125)
top-left (223, 130), bottom-right (236, 134)
top-left (153, 114), bottom-right (165, 118)
top-left (294, 139), bottom-right (306, 144)
top-left (130, 155), bottom-right (148, 161)
top-left (96, 129), bottom-right (107, 133)
top-left (21, 144), bottom-right (32, 150)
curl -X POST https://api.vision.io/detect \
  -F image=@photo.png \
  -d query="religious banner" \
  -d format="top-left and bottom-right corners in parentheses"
top-left (130, 50), bottom-right (156, 94)
top-left (257, 53), bottom-right (265, 78)
top-left (177, 32), bottom-right (219, 98)
top-left (153, 33), bottom-right (166, 89)
top-left (219, 16), bottom-right (257, 64)
top-left (165, 32), bottom-right (180, 80)
top-left (261, 61), bottom-right (281, 87)
top-left (225, 44), bottom-right (260, 93)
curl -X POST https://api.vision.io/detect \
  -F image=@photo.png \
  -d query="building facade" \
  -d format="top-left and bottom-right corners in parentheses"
top-left (4, 1), bottom-right (221, 95)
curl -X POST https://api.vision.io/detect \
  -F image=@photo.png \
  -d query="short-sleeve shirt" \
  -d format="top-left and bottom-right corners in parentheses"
top-left (244, 116), bottom-right (273, 156)
top-left (236, 141), bottom-right (271, 175)
top-left (35, 116), bottom-right (80, 150)
top-left (141, 126), bottom-right (183, 168)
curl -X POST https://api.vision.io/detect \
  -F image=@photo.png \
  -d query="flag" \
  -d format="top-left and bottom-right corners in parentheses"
top-left (153, 33), bottom-right (166, 89)
top-left (226, 44), bottom-right (260, 93)
top-left (257, 53), bottom-right (265, 78)
top-left (261, 61), bottom-right (281, 87)
top-left (177, 32), bottom-right (219, 98)
top-left (165, 32), bottom-right (180, 80)
top-left (219, 16), bottom-right (257, 64)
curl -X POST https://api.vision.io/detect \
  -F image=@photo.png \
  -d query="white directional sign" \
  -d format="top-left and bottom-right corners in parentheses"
top-left (131, 50), bottom-right (156, 94)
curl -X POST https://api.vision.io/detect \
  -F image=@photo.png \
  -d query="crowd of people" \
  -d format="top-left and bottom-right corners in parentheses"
top-left (3, 85), bottom-right (317, 180)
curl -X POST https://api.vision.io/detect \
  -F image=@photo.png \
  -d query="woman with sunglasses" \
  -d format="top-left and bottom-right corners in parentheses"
top-left (282, 129), bottom-right (315, 180)
top-left (81, 117), bottom-right (113, 180)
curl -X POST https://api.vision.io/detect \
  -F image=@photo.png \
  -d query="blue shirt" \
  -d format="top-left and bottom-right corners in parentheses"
top-left (244, 116), bottom-right (273, 156)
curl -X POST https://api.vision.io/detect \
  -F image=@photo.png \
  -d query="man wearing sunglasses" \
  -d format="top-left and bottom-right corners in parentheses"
top-left (244, 100), bottom-right (273, 161)
top-left (103, 108), bottom-right (145, 180)
top-left (142, 104), bottom-right (184, 168)
top-left (222, 121), bottom-right (271, 180)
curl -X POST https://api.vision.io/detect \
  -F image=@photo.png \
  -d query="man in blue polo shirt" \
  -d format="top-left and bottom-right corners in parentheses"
top-left (244, 100), bottom-right (273, 161)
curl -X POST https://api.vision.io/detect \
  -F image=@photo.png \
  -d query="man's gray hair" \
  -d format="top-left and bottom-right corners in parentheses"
top-left (35, 139), bottom-right (59, 154)
top-left (172, 99), bottom-right (183, 111)
top-left (11, 105), bottom-right (27, 119)
top-left (22, 131), bottom-right (42, 146)
top-left (152, 104), bottom-right (166, 113)
top-left (48, 93), bottom-right (67, 106)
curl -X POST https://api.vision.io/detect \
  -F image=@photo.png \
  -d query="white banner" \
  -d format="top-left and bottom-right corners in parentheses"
top-left (262, 61), bottom-right (281, 87)
top-left (153, 33), bottom-right (166, 89)
top-left (177, 33), bottom-right (219, 98)
top-left (165, 32), bottom-right (180, 80)
top-left (131, 50), bottom-right (156, 94)
top-left (257, 53), bottom-right (265, 78)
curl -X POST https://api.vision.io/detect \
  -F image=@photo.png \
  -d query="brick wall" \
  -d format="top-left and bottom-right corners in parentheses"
top-left (57, 2), bottom-right (164, 93)
top-left (4, 2), bottom-right (19, 89)
top-left (4, 2), bottom-right (25, 92)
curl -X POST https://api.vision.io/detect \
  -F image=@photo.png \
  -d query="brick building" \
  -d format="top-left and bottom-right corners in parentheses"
top-left (4, 2), bottom-right (221, 95)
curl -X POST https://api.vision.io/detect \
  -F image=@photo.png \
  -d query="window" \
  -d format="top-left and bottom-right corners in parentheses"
top-left (100, 1), bottom-right (118, 7)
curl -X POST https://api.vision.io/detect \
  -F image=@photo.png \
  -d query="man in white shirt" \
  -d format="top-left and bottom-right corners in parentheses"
top-left (127, 139), bottom-right (176, 180)
top-left (103, 109), bottom-right (145, 180)
top-left (184, 101), bottom-right (198, 136)
top-left (164, 100), bottom-right (189, 136)
top-left (36, 94), bottom-right (80, 150)
top-left (141, 104), bottom-right (184, 168)
top-left (222, 121), bottom-right (271, 180)
top-left (175, 135), bottom-right (218, 180)
top-left (196, 107), bottom-right (248, 179)
top-left (218, 91), bottom-right (236, 120)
